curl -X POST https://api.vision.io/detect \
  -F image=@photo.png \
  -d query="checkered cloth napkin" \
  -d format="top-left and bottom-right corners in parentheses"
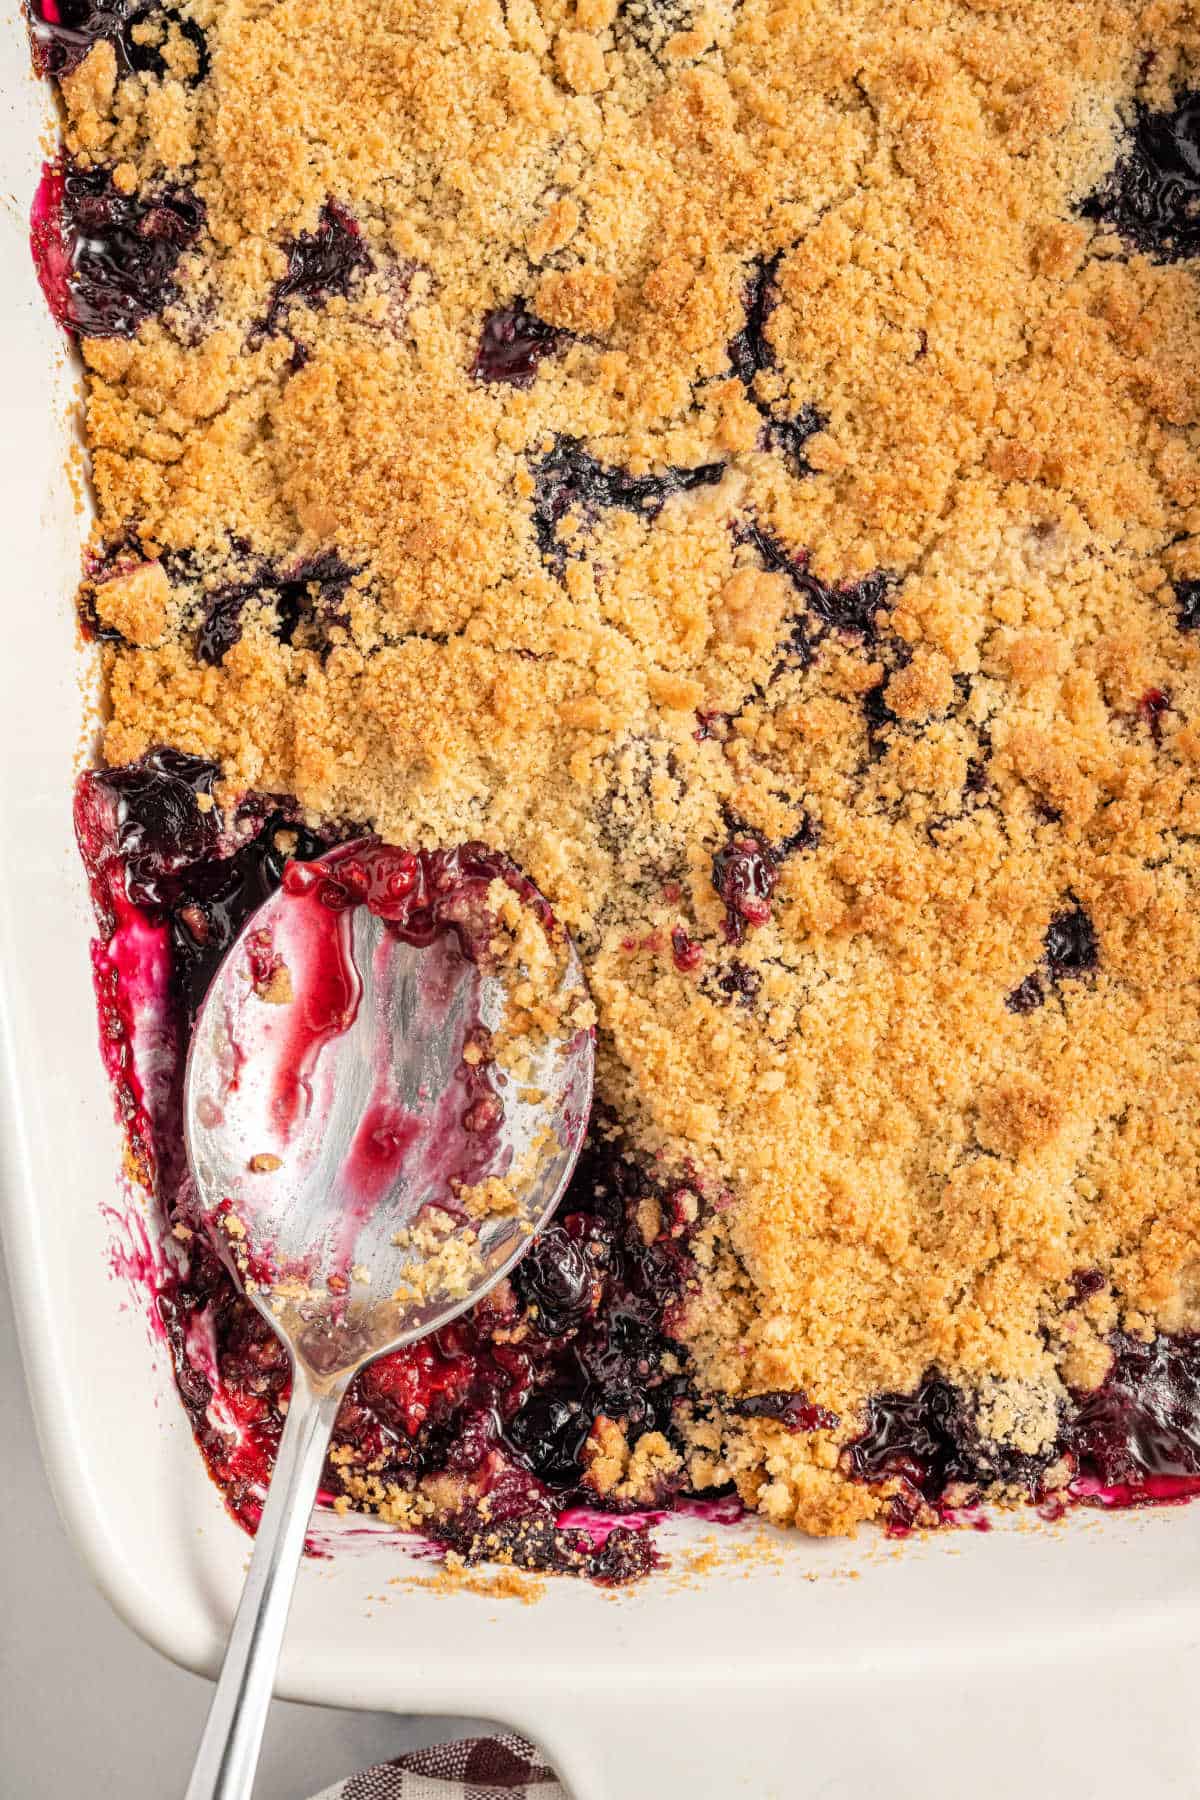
top-left (309, 1731), bottom-right (568, 1799)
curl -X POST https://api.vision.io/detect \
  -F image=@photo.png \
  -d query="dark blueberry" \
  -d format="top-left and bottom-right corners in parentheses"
top-left (574, 1294), bottom-right (677, 1436)
top-left (739, 521), bottom-right (890, 643)
top-left (26, 0), bottom-right (136, 76)
top-left (263, 200), bottom-right (371, 337)
top-left (98, 747), bottom-right (222, 905)
top-left (32, 158), bottom-right (203, 339)
top-left (1080, 92), bottom-right (1200, 262)
top-left (472, 302), bottom-right (565, 387)
top-left (1066, 1268), bottom-right (1106, 1308)
top-left (26, 0), bottom-right (207, 79)
top-left (1065, 1333), bottom-right (1200, 1487)
top-left (711, 836), bottom-right (777, 943)
top-left (727, 253), bottom-right (781, 385)
top-left (1006, 973), bottom-right (1045, 1015)
top-left (734, 1389), bottom-right (839, 1432)
top-left (846, 1372), bottom-right (1054, 1519)
top-left (505, 1390), bottom-right (592, 1486)
top-left (197, 550), bottom-right (357, 664)
top-left (714, 960), bottom-right (761, 1007)
top-left (847, 1374), bottom-right (974, 1501)
top-left (196, 581), bottom-right (256, 665)
top-left (964, 757), bottom-right (989, 794)
top-left (530, 436), bottom-right (725, 568)
top-left (513, 1223), bottom-right (604, 1337)
top-left (1044, 905), bottom-right (1098, 981)
top-left (1175, 578), bottom-right (1200, 632)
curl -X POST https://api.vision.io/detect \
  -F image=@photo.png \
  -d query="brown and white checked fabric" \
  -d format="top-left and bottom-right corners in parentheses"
top-left (309, 1731), bottom-right (568, 1800)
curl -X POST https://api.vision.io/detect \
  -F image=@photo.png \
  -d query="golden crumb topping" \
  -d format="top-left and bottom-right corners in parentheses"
top-left (70, 0), bottom-right (1200, 1531)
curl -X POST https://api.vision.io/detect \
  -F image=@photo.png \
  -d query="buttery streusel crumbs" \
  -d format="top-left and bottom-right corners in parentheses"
top-left (65, 0), bottom-right (1200, 1533)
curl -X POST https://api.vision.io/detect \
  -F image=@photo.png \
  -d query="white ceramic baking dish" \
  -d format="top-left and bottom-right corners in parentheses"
top-left (3, 23), bottom-right (1200, 1797)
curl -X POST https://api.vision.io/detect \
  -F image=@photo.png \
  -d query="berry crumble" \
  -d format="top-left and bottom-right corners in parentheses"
top-left (28, 0), bottom-right (1200, 1574)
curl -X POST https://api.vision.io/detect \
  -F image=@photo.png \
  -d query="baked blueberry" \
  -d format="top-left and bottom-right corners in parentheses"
top-left (263, 200), bottom-right (371, 337)
top-left (530, 436), bottom-right (725, 567)
top-left (727, 256), bottom-right (828, 474)
top-left (1081, 92), bottom-right (1200, 261)
top-left (196, 550), bottom-right (357, 664)
top-left (473, 302), bottom-right (565, 386)
top-left (32, 159), bottom-right (203, 338)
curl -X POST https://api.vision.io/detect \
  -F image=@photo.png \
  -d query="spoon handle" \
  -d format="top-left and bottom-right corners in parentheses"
top-left (185, 1368), bottom-right (347, 1800)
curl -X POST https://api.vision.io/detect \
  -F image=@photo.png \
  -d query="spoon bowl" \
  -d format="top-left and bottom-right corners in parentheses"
top-left (184, 839), bottom-right (594, 1383)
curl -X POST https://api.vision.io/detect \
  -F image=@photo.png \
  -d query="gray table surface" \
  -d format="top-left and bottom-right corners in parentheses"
top-left (0, 1256), bottom-right (486, 1800)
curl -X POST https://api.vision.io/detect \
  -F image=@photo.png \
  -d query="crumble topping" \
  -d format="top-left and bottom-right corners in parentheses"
top-left (57, 0), bottom-right (1200, 1534)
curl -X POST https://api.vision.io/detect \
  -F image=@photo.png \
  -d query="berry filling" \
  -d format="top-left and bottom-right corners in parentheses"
top-left (531, 436), bottom-right (726, 568)
top-left (263, 200), bottom-right (371, 338)
top-left (734, 1390), bottom-right (839, 1432)
top-left (1006, 903), bottom-right (1098, 1013)
top-left (738, 520), bottom-right (891, 658)
top-left (1043, 904), bottom-right (1099, 980)
top-left (75, 753), bottom-right (697, 1578)
top-left (473, 302), bottom-right (566, 387)
top-left (726, 255), bottom-right (828, 473)
top-left (31, 157), bottom-right (203, 338)
top-left (1081, 91), bottom-right (1200, 261)
top-left (24, 0), bottom-right (203, 77)
top-left (845, 1374), bottom-right (1055, 1531)
top-left (848, 1339), bottom-right (1200, 1532)
top-left (195, 549), bottom-right (358, 664)
top-left (1063, 1332), bottom-right (1200, 1501)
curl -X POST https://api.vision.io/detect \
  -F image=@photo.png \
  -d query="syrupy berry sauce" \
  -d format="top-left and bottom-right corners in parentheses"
top-left (28, 0), bottom-right (148, 75)
top-left (76, 750), bottom-right (1200, 1570)
top-left (473, 302), bottom-right (566, 387)
top-left (31, 157), bottom-right (203, 338)
top-left (846, 1346), bottom-right (1200, 1533)
top-left (262, 199), bottom-right (372, 338)
top-left (726, 255), bottom-right (827, 473)
top-left (530, 436), bottom-right (726, 569)
top-left (1081, 91), bottom-right (1200, 262)
top-left (736, 519), bottom-right (891, 667)
top-left (195, 549), bottom-right (358, 666)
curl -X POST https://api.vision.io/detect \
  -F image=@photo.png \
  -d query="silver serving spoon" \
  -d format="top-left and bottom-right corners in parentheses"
top-left (182, 844), bottom-right (594, 1800)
